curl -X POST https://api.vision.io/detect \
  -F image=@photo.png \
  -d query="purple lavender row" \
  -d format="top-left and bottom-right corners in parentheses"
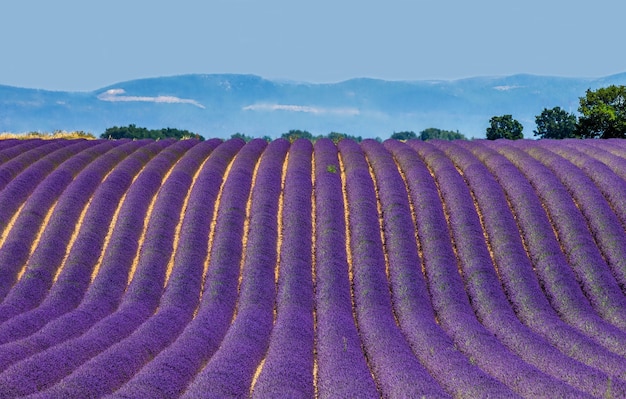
top-left (557, 139), bottom-right (626, 235)
top-left (533, 140), bottom-right (626, 288)
top-left (559, 139), bottom-right (626, 190)
top-left (0, 140), bottom-right (95, 251)
top-left (586, 137), bottom-right (626, 154)
top-left (0, 141), bottom-right (155, 343)
top-left (250, 139), bottom-right (317, 398)
top-left (336, 139), bottom-right (449, 398)
top-left (0, 138), bottom-right (19, 150)
top-left (28, 138), bottom-right (204, 330)
top-left (0, 140), bottom-right (61, 191)
top-left (368, 139), bottom-right (518, 398)
top-left (522, 140), bottom-right (626, 272)
top-left (21, 139), bottom-right (200, 393)
top-left (179, 139), bottom-right (288, 399)
top-left (0, 138), bottom-right (19, 151)
top-left (32, 140), bottom-right (224, 398)
top-left (105, 138), bottom-right (259, 399)
top-left (461, 140), bottom-right (626, 360)
top-left (431, 140), bottom-right (626, 396)
top-left (0, 142), bottom-right (112, 312)
top-left (0, 140), bottom-right (94, 195)
top-left (0, 139), bottom-right (49, 166)
top-left (0, 140), bottom-right (176, 370)
top-left (577, 139), bottom-right (626, 162)
top-left (0, 140), bottom-right (124, 319)
top-left (490, 141), bottom-right (626, 329)
top-left (312, 138), bottom-right (378, 399)
top-left (0, 140), bottom-right (110, 304)
top-left (0, 140), bottom-right (194, 397)
top-left (405, 140), bottom-right (588, 398)
top-left (0, 139), bottom-right (25, 157)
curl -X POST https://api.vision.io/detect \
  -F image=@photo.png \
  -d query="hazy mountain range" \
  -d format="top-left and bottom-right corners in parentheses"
top-left (2, 73), bottom-right (626, 139)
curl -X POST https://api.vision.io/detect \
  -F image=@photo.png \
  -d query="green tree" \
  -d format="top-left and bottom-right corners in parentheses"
top-left (533, 107), bottom-right (577, 139)
top-left (419, 127), bottom-right (466, 141)
top-left (390, 131), bottom-right (417, 141)
top-left (230, 132), bottom-right (254, 142)
top-left (577, 85), bottom-right (626, 138)
top-left (101, 124), bottom-right (150, 139)
top-left (281, 129), bottom-right (313, 142)
top-left (231, 133), bottom-right (272, 142)
top-left (152, 127), bottom-right (203, 140)
top-left (326, 132), bottom-right (363, 143)
top-left (486, 115), bottom-right (523, 140)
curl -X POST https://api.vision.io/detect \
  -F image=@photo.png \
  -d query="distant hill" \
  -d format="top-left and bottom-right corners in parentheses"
top-left (2, 73), bottom-right (626, 139)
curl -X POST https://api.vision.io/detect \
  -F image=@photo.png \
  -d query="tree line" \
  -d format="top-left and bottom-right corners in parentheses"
top-left (230, 128), bottom-right (467, 143)
top-left (101, 124), bottom-right (204, 140)
top-left (95, 126), bottom-right (464, 143)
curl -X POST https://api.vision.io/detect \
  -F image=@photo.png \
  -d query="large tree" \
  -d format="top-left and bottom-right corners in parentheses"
top-left (577, 85), bottom-right (626, 138)
top-left (486, 115), bottom-right (523, 140)
top-left (534, 107), bottom-right (578, 139)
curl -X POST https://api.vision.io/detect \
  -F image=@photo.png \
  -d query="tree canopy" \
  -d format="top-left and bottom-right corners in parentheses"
top-left (486, 115), bottom-right (523, 140)
top-left (418, 128), bottom-right (466, 141)
top-left (534, 107), bottom-right (578, 139)
top-left (281, 129), bottom-right (314, 142)
top-left (101, 124), bottom-right (204, 140)
top-left (326, 131), bottom-right (363, 143)
top-left (576, 85), bottom-right (626, 138)
top-left (278, 130), bottom-right (364, 143)
top-left (230, 132), bottom-right (272, 142)
top-left (390, 131), bottom-right (417, 141)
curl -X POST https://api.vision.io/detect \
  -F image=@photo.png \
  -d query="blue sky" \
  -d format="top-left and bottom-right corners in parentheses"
top-left (1, 0), bottom-right (625, 91)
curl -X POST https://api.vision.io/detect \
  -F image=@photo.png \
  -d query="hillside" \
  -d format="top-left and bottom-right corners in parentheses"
top-left (2, 73), bottom-right (626, 138)
top-left (0, 138), bottom-right (626, 397)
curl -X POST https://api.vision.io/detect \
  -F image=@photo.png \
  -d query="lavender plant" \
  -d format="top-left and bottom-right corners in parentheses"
top-left (405, 140), bottom-right (589, 398)
top-left (490, 141), bottom-right (626, 329)
top-left (180, 139), bottom-right (287, 399)
top-left (251, 139), bottom-right (316, 398)
top-left (337, 139), bottom-right (449, 398)
top-left (0, 139), bottom-right (150, 344)
top-left (105, 138), bottom-right (249, 399)
top-left (312, 138), bottom-right (378, 399)
top-left (431, 139), bottom-right (626, 396)
top-left (0, 140), bottom-right (194, 396)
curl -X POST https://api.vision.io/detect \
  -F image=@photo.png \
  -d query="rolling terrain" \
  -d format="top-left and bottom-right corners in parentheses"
top-left (0, 137), bottom-right (625, 397)
top-left (2, 73), bottom-right (626, 138)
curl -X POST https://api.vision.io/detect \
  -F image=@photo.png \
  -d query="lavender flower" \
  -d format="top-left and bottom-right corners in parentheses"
top-left (313, 138), bottom-right (378, 399)
top-left (490, 141), bottom-right (626, 329)
top-left (251, 139), bottom-right (317, 398)
top-left (174, 139), bottom-right (287, 399)
top-left (0, 140), bottom-right (196, 396)
top-left (405, 139), bottom-right (590, 398)
top-left (336, 139), bottom-right (449, 398)
top-left (107, 138), bottom-right (262, 398)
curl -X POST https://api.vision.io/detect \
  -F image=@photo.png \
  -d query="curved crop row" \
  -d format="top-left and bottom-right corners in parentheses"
top-left (109, 137), bottom-right (245, 398)
top-left (0, 138), bottom-right (626, 398)
top-left (181, 139), bottom-right (288, 399)
top-left (251, 139), bottom-right (315, 398)
top-left (312, 139), bottom-right (378, 398)
top-left (339, 139), bottom-right (448, 398)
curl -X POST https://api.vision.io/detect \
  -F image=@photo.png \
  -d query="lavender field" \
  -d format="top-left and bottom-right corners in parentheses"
top-left (1, 137), bottom-right (626, 398)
